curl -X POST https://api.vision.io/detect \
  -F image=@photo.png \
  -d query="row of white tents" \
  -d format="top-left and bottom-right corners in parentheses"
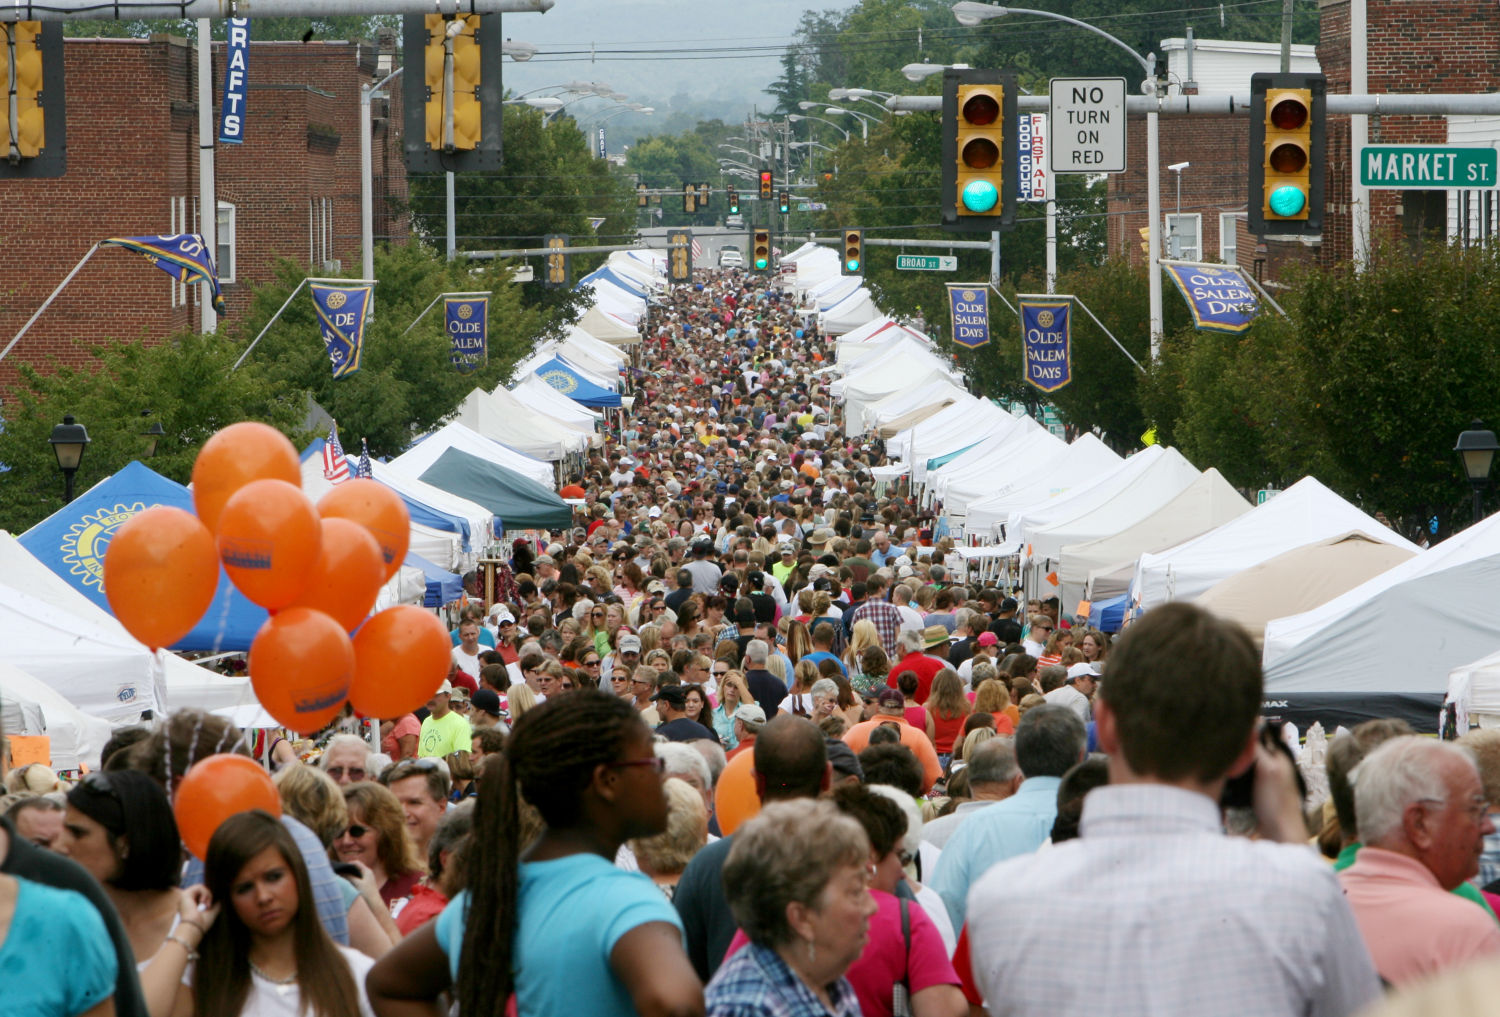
top-left (829, 314), bottom-right (1500, 732)
top-left (781, 243), bottom-right (883, 337)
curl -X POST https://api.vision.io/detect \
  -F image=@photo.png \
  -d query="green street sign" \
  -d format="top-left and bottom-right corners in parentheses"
top-left (896, 254), bottom-right (958, 272)
top-left (1360, 145), bottom-right (1498, 189)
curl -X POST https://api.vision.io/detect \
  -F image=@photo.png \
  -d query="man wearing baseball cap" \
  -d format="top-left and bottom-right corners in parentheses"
top-left (418, 680), bottom-right (470, 759)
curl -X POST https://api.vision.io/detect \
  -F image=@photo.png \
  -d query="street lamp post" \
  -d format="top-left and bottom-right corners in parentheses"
top-left (951, 2), bottom-right (1165, 356)
top-left (1167, 161), bottom-right (1189, 257)
top-left (140, 413), bottom-right (165, 458)
top-left (1456, 420), bottom-right (1500, 526)
top-left (823, 106), bottom-right (876, 141)
top-left (787, 115), bottom-right (850, 142)
top-left (49, 414), bottom-right (90, 504)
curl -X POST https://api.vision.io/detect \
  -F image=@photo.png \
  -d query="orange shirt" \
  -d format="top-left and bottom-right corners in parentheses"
top-left (843, 717), bottom-right (943, 794)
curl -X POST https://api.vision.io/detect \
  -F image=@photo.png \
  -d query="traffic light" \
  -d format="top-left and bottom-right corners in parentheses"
top-left (727, 187), bottom-right (739, 215)
top-left (0, 21), bottom-right (65, 177)
top-left (778, 191), bottom-right (790, 214)
top-left (759, 171), bottom-right (773, 200)
top-left (752, 229), bottom-right (771, 272)
top-left (668, 230), bottom-right (693, 283)
top-left (700, 182), bottom-right (712, 208)
top-left (1248, 72), bottom-right (1326, 236)
top-left (402, 14), bottom-right (503, 173)
top-left (683, 183), bottom-right (697, 214)
top-left (1138, 226), bottom-right (1151, 254)
top-left (543, 234), bottom-right (570, 289)
top-left (637, 183), bottom-right (648, 207)
top-left (940, 67), bottom-right (1017, 233)
top-left (840, 229), bottom-right (863, 276)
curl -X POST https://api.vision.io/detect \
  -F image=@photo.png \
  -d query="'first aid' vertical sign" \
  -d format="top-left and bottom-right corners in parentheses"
top-left (219, 19), bottom-right (250, 144)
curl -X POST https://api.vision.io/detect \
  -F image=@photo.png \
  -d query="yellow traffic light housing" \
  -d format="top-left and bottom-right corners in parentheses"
top-left (759, 171), bottom-right (772, 200)
top-left (543, 234), bottom-right (569, 289)
top-left (840, 228), bottom-right (863, 276)
top-left (1249, 72), bottom-right (1325, 237)
top-left (752, 229), bottom-right (771, 272)
top-left (0, 20), bottom-right (64, 176)
top-left (941, 68), bottom-right (1017, 233)
top-left (683, 183), bottom-right (697, 214)
top-left (637, 183), bottom-right (648, 207)
top-left (668, 230), bottom-right (693, 282)
top-left (403, 13), bottom-right (502, 173)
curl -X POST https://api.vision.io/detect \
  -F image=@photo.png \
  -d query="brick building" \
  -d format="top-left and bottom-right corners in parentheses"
top-left (0, 34), bottom-right (407, 388)
top-left (1105, 3), bottom-right (1500, 281)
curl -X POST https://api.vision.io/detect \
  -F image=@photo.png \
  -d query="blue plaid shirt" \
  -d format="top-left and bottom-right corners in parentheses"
top-left (705, 941), bottom-right (861, 1017)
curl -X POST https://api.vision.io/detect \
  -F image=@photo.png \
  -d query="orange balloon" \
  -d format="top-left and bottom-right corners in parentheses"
top-left (216, 479), bottom-right (321, 610)
top-left (286, 517), bottom-right (385, 631)
top-left (248, 607), bottom-right (355, 734)
top-left (317, 480), bottom-right (410, 582)
top-left (714, 749), bottom-right (761, 835)
top-left (104, 506), bottom-right (219, 650)
top-left (173, 754), bottom-right (282, 860)
top-left (349, 605), bottom-right (452, 718)
top-left (191, 422), bottom-right (301, 534)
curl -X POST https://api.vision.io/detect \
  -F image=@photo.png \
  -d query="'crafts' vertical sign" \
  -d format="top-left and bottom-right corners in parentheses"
top-left (219, 18), bottom-right (250, 144)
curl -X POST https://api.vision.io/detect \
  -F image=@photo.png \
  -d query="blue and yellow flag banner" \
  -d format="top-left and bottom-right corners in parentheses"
top-left (946, 284), bottom-right (991, 349)
top-left (1018, 296), bottom-right (1072, 392)
top-left (311, 283), bottom-right (372, 379)
top-left (102, 234), bottom-right (225, 314)
top-left (446, 296), bottom-right (488, 372)
top-left (1162, 261), bottom-right (1259, 334)
top-left (219, 18), bottom-right (250, 144)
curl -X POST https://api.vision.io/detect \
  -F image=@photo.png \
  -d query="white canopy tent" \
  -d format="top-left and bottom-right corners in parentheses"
top-left (779, 241), bottom-right (823, 264)
top-left (820, 287), bottom-right (882, 336)
top-left (0, 659), bottom-right (116, 771)
top-left (1132, 476), bottom-right (1419, 611)
top-left (963, 434), bottom-right (1124, 534)
top-left (509, 375), bottom-right (602, 432)
top-left (451, 386), bottom-right (590, 463)
top-left (807, 275), bottom-right (864, 310)
top-left (794, 247), bottom-right (841, 290)
top-left (1447, 649), bottom-right (1500, 732)
top-left (1061, 468), bottom-right (1250, 610)
top-left (926, 425), bottom-right (1062, 507)
top-left (1261, 511), bottom-right (1500, 731)
top-left (834, 350), bottom-right (960, 435)
top-left (868, 381), bottom-right (969, 437)
top-left (577, 305), bottom-right (641, 346)
top-left (515, 347), bottom-right (618, 392)
top-left (1019, 447), bottom-right (1203, 574)
top-left (1196, 532), bottom-right (1417, 649)
top-left (389, 421), bottom-right (555, 489)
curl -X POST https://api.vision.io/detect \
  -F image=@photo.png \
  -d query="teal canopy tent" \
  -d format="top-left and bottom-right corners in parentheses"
top-left (419, 447), bottom-right (573, 531)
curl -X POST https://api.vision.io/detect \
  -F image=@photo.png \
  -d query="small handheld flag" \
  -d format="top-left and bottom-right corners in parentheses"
top-left (358, 438), bottom-right (374, 480)
top-left (323, 425), bottom-right (350, 484)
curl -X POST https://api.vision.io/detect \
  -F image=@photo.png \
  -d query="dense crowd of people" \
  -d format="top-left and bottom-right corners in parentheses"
top-left (6, 265), bottom-right (1500, 1017)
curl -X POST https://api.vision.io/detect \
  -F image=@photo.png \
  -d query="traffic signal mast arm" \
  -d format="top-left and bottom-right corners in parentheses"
top-left (9, 0), bottom-right (553, 18)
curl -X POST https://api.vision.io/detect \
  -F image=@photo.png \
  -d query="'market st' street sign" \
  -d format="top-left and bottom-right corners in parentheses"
top-left (1360, 145), bottom-right (1498, 189)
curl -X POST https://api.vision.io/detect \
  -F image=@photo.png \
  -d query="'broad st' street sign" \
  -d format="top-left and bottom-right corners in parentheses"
top-left (896, 255), bottom-right (958, 272)
top-left (1359, 145), bottom-right (1498, 189)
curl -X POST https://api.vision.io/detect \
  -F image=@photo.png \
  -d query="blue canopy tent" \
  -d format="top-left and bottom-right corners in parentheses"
top-left (576, 266), bottom-right (648, 299)
top-left (531, 357), bottom-right (623, 409)
top-left (19, 460), bottom-right (268, 651)
top-left (1089, 592), bottom-right (1130, 633)
top-left (405, 551), bottom-right (464, 608)
top-left (419, 447), bottom-right (574, 531)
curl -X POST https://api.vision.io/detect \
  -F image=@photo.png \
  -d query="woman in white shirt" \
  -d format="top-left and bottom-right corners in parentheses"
top-left (195, 810), bottom-right (374, 1017)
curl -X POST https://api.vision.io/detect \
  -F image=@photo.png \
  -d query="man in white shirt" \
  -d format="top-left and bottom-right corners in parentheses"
top-left (450, 620), bottom-right (484, 683)
top-left (1042, 663), bottom-right (1097, 722)
top-left (967, 602), bottom-right (1381, 1017)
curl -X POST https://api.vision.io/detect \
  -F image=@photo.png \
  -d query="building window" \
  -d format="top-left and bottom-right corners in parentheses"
top-left (1219, 213), bottom-right (1239, 265)
top-left (216, 201), bottom-right (236, 284)
top-left (1165, 214), bottom-right (1200, 260)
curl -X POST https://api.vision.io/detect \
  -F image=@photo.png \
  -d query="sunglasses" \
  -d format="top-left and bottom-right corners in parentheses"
top-left (582, 659), bottom-right (601, 666)
top-left (342, 823), bottom-right (371, 839)
top-left (325, 766), bottom-right (366, 781)
top-left (387, 758), bottom-right (441, 781)
top-left (713, 668), bottom-right (730, 676)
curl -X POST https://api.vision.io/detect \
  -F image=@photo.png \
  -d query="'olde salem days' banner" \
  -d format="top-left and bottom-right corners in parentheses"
top-left (446, 296), bottom-right (489, 371)
top-left (1017, 296), bottom-right (1072, 392)
top-left (946, 284), bottom-right (990, 348)
top-left (1162, 261), bottom-right (1260, 334)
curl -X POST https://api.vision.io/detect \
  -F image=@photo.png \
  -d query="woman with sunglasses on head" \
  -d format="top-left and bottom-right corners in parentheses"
top-left (195, 810), bottom-right (375, 1017)
top-left (367, 690), bottom-right (704, 1017)
top-left (333, 783), bottom-right (424, 917)
top-left (58, 771), bottom-right (217, 1017)
top-left (709, 670), bottom-right (752, 750)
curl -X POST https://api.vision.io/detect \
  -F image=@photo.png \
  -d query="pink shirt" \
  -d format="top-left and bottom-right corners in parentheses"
top-left (1338, 846), bottom-right (1500, 986)
top-left (725, 889), bottom-right (959, 1017)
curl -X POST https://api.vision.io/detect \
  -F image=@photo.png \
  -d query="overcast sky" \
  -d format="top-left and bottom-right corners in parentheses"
top-left (501, 0), bottom-right (851, 118)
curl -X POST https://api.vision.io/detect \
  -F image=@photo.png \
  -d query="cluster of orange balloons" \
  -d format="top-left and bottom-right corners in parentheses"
top-left (104, 422), bottom-right (453, 735)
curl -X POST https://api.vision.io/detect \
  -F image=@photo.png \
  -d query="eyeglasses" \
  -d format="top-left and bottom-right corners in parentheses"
top-left (560, 682), bottom-right (576, 691)
top-left (582, 659), bottom-right (601, 667)
top-left (713, 668), bottom-right (730, 676)
top-left (607, 756), bottom-right (667, 774)
top-left (325, 766), bottom-right (366, 781)
top-left (342, 824), bottom-right (371, 839)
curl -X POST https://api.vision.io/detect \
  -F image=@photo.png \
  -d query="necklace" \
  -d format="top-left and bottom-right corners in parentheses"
top-left (249, 959), bottom-right (298, 994)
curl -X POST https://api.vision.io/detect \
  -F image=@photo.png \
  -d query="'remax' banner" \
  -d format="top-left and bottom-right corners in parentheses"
top-left (946, 284), bottom-right (991, 349)
top-left (1162, 260), bottom-right (1260, 334)
top-left (1017, 295), bottom-right (1072, 392)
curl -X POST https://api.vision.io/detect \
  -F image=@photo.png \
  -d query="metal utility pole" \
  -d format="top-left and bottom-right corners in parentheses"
top-left (1280, 0), bottom-right (1294, 73)
top-left (197, 19), bottom-right (217, 334)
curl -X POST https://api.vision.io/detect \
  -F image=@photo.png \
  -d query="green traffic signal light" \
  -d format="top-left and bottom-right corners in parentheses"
top-left (961, 180), bottom-right (999, 213)
top-left (1267, 185), bottom-right (1307, 217)
top-left (755, 258), bottom-right (768, 269)
top-left (845, 257), bottom-right (860, 272)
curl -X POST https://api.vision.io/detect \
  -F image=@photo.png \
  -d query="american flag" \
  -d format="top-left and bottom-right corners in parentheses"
top-left (323, 424), bottom-right (351, 484)
top-left (357, 438), bottom-right (374, 480)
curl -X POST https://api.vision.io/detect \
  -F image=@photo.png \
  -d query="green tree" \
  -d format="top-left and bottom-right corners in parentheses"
top-left (626, 132), bottom-right (723, 228)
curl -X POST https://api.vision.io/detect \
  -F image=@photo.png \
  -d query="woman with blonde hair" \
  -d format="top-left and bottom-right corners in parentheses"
top-left (711, 670), bottom-right (754, 749)
top-left (925, 669), bottom-right (972, 766)
top-left (973, 679), bottom-right (1017, 734)
top-left (637, 623), bottom-right (662, 657)
top-left (507, 683), bottom-right (539, 722)
top-left (778, 659), bottom-right (821, 717)
top-left (333, 782), bottom-right (425, 914)
top-left (765, 653), bottom-right (791, 688)
top-left (629, 778), bottom-right (709, 900)
top-left (783, 619), bottom-right (812, 664)
top-left (845, 618), bottom-right (880, 672)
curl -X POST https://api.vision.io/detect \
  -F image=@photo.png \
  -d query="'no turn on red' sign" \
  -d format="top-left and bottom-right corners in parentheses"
top-left (1049, 77), bottom-right (1127, 174)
